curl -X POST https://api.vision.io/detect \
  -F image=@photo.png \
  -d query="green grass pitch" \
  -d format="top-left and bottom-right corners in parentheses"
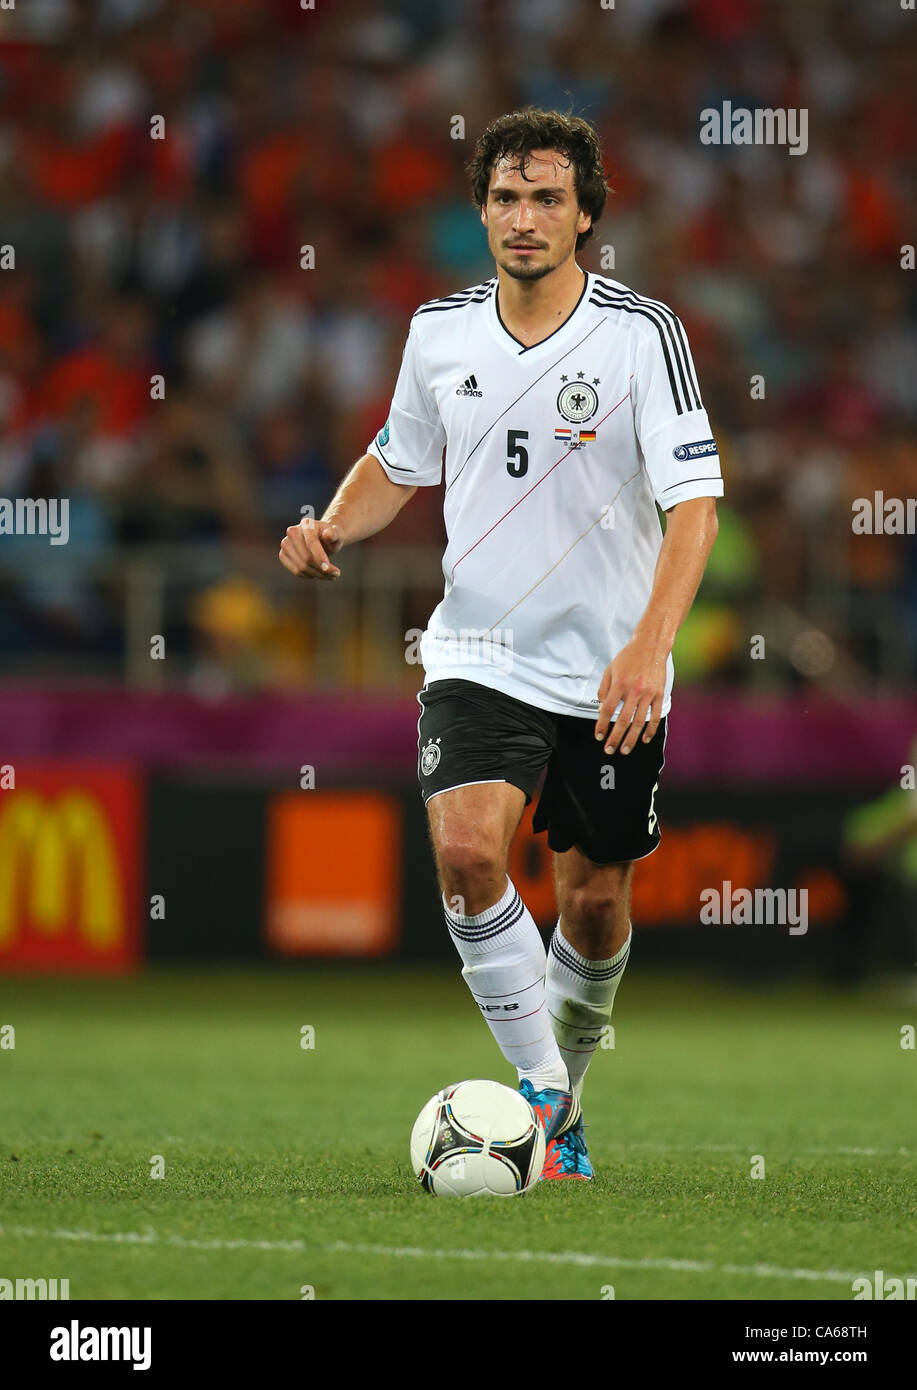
top-left (1, 966), bottom-right (915, 1301)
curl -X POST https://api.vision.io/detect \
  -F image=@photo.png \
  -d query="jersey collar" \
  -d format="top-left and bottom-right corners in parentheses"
top-left (488, 269), bottom-right (590, 358)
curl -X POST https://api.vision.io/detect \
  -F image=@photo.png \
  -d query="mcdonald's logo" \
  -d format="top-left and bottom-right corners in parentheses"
top-left (0, 768), bottom-right (142, 972)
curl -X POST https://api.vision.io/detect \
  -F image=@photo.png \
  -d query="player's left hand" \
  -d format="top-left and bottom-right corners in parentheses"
top-left (594, 637), bottom-right (668, 755)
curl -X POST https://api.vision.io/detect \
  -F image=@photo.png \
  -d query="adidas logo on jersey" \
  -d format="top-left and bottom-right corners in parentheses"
top-left (455, 374), bottom-right (483, 397)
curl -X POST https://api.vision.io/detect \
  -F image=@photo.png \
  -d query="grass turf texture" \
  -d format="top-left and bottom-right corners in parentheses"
top-left (1, 967), bottom-right (915, 1301)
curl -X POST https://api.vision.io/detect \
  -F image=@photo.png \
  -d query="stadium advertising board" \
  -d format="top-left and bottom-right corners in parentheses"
top-left (265, 790), bottom-right (402, 957)
top-left (0, 766), bottom-right (143, 972)
top-left (508, 802), bottom-right (847, 930)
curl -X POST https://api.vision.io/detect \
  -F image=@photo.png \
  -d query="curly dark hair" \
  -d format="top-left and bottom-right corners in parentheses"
top-left (466, 107), bottom-right (610, 252)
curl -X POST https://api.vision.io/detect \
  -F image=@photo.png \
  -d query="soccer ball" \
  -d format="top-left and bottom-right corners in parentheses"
top-left (410, 1079), bottom-right (546, 1197)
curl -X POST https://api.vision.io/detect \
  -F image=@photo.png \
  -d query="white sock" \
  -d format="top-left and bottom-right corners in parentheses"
top-left (546, 919), bottom-right (632, 1098)
top-left (443, 875), bottom-right (570, 1091)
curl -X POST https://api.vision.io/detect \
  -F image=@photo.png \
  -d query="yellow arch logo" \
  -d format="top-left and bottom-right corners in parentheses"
top-left (0, 791), bottom-right (122, 949)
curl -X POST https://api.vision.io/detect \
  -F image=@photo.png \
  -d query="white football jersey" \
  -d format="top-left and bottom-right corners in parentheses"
top-left (366, 270), bottom-right (723, 720)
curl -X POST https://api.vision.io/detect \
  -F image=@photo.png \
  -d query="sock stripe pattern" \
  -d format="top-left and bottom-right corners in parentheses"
top-left (549, 927), bottom-right (629, 982)
top-left (443, 877), bottom-right (571, 1086)
top-left (443, 888), bottom-right (523, 945)
top-left (546, 922), bottom-right (632, 1095)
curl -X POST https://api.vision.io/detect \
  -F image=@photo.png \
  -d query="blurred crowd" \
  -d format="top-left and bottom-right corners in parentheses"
top-left (0, 0), bottom-right (914, 692)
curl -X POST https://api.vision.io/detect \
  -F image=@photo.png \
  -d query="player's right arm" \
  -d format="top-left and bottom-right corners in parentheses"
top-left (278, 454), bottom-right (416, 581)
top-left (279, 316), bottom-right (445, 581)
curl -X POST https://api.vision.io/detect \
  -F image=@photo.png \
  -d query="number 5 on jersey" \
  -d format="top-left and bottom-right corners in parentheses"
top-left (506, 429), bottom-right (528, 478)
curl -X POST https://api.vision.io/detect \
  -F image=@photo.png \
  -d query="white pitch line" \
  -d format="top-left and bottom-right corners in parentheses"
top-left (599, 1141), bottom-right (915, 1159)
top-left (807, 1146), bottom-right (915, 1158)
top-left (1, 1225), bottom-right (905, 1287)
top-left (0, 1227), bottom-right (304, 1253)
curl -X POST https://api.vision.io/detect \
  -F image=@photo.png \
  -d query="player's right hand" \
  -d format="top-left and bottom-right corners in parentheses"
top-left (278, 518), bottom-right (342, 580)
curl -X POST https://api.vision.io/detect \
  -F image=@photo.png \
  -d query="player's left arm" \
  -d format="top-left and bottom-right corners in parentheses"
top-left (597, 307), bottom-right (723, 755)
top-left (595, 495), bottom-right (718, 755)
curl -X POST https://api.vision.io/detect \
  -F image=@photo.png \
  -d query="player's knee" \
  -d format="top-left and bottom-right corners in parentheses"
top-left (560, 883), bottom-right (626, 934)
top-left (435, 833), bottom-right (506, 899)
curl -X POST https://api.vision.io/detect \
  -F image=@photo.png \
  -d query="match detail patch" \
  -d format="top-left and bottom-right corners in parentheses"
top-left (673, 439), bottom-right (717, 461)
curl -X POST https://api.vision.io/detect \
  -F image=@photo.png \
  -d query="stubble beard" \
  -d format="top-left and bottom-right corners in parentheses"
top-left (493, 236), bottom-right (575, 283)
top-left (500, 257), bottom-right (555, 282)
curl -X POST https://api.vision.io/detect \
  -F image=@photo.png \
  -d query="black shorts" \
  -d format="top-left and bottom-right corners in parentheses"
top-left (416, 678), bottom-right (667, 864)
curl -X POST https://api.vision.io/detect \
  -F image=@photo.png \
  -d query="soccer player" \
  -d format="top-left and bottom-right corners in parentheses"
top-left (280, 108), bottom-right (722, 1180)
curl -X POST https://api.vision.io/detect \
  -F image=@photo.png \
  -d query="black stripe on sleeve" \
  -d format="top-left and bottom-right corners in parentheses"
top-left (591, 280), bottom-right (703, 411)
top-left (590, 293), bottom-right (685, 414)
